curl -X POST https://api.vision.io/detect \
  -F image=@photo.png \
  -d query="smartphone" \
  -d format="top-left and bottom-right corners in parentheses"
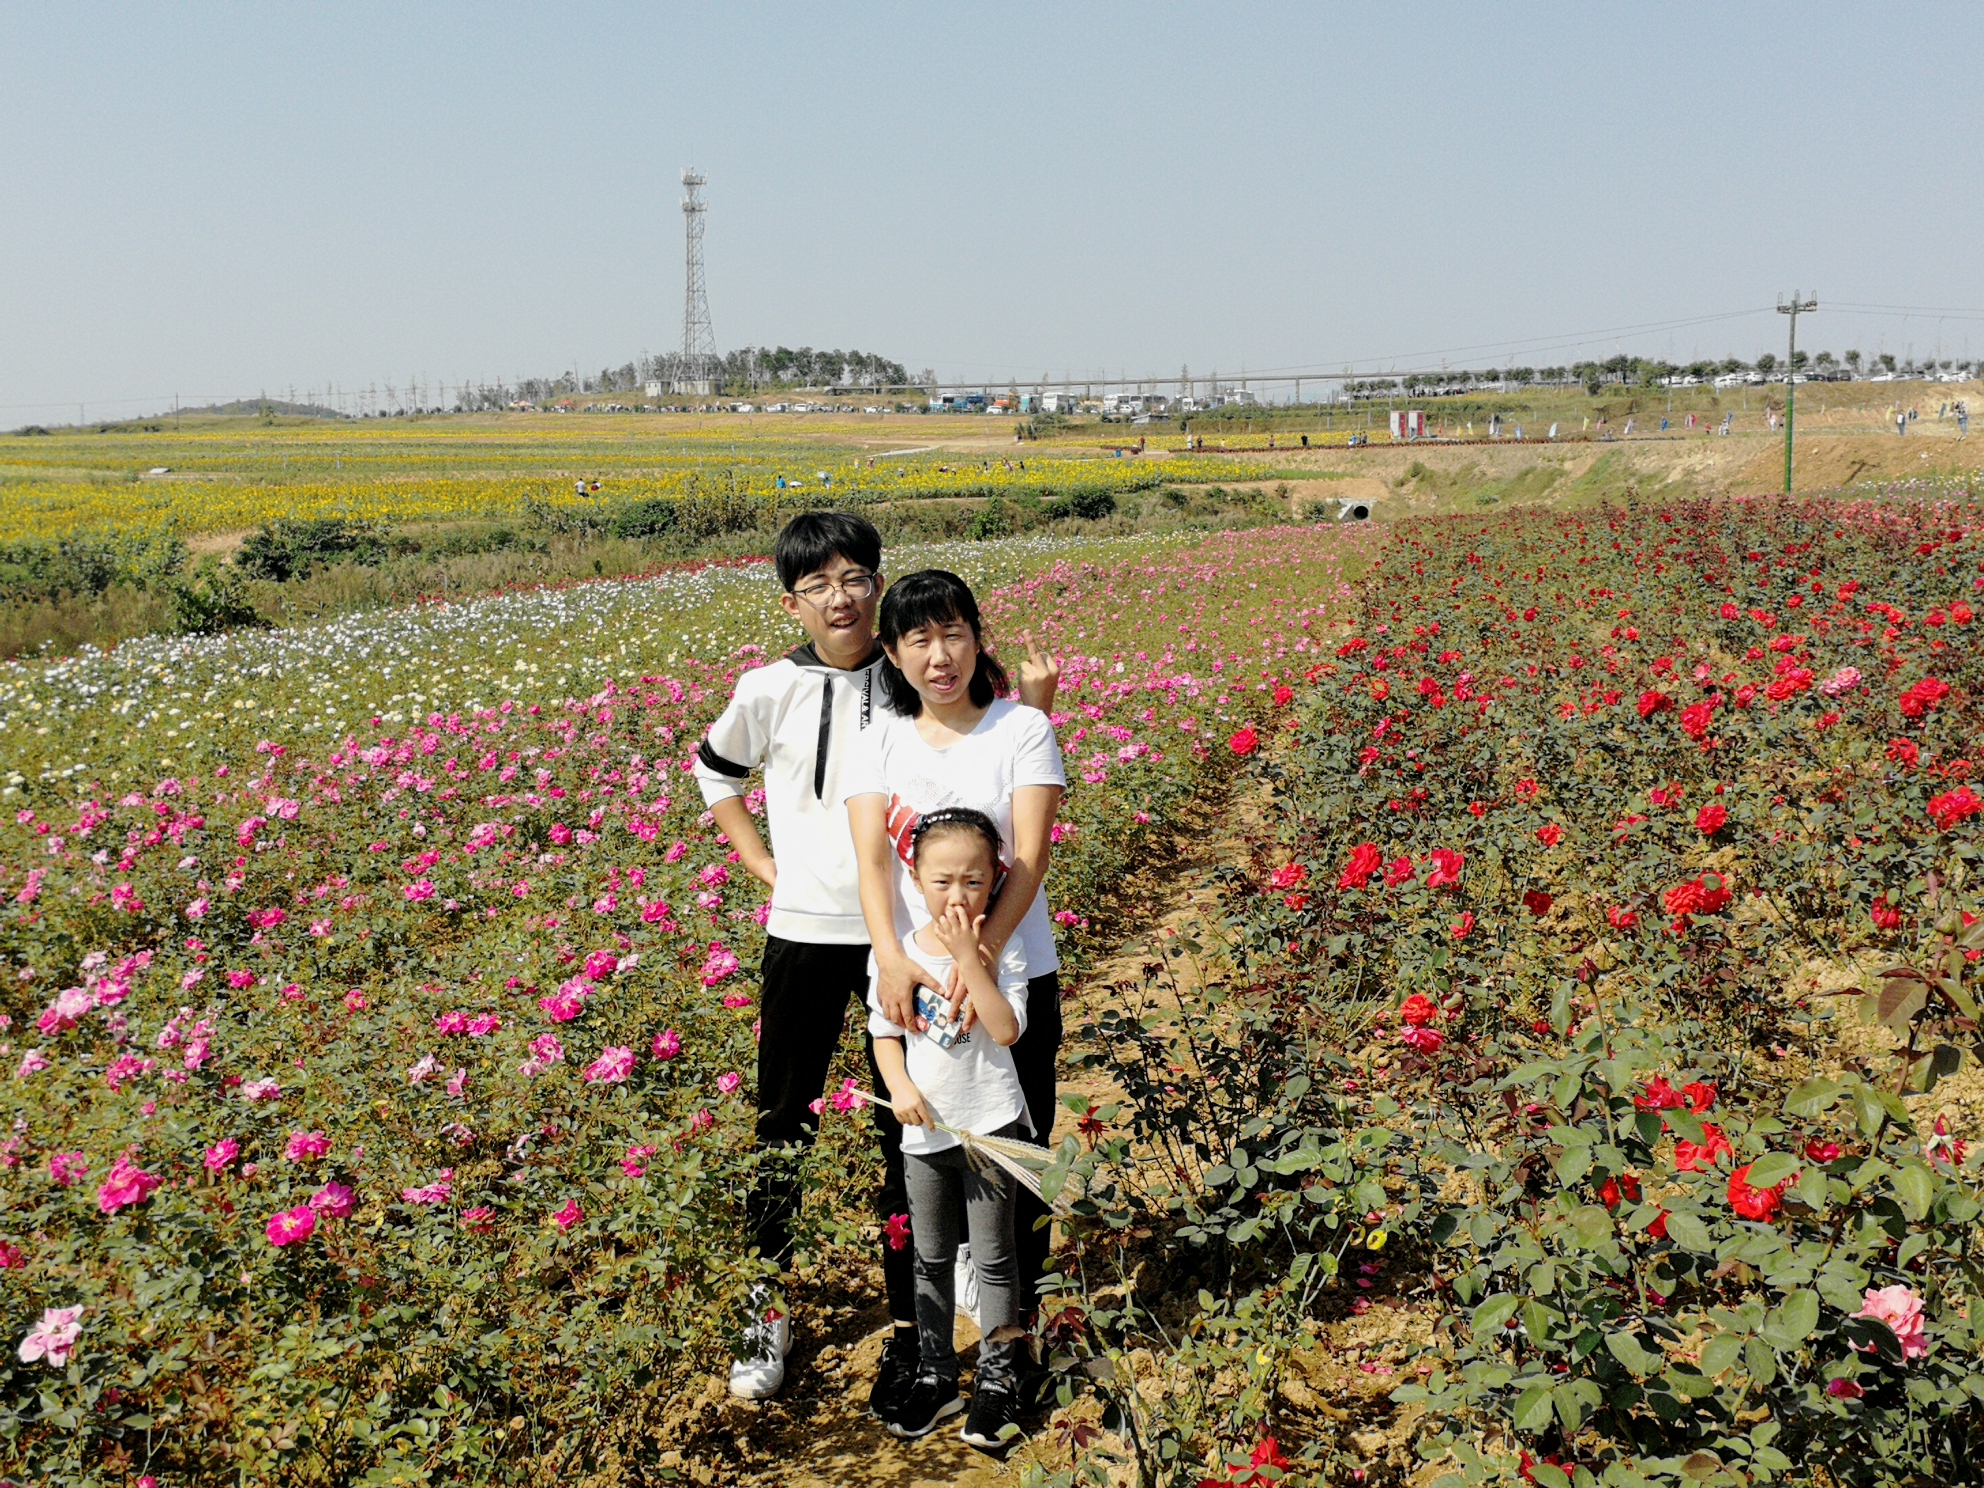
top-left (915, 987), bottom-right (961, 1049)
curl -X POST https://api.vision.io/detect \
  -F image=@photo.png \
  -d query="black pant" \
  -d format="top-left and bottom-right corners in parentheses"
top-left (745, 935), bottom-right (915, 1324)
top-left (1013, 971), bottom-right (1063, 1306)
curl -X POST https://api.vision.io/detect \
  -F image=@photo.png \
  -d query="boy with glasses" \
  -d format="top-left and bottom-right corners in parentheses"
top-left (696, 511), bottom-right (1057, 1409)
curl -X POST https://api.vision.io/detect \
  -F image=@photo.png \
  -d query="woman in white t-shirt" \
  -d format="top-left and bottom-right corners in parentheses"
top-left (843, 569), bottom-right (1067, 1325)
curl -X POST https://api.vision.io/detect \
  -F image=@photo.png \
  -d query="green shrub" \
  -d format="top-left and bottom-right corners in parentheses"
top-left (605, 498), bottom-right (678, 540)
top-left (969, 500), bottom-right (1016, 540)
top-left (0, 533), bottom-right (187, 603)
top-left (235, 519), bottom-right (391, 582)
top-left (164, 563), bottom-right (267, 634)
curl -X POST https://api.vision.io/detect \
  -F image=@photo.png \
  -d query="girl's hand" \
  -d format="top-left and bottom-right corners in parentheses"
top-left (930, 906), bottom-right (981, 961)
top-left (888, 1082), bottom-right (933, 1129)
top-left (935, 912), bottom-right (987, 1032)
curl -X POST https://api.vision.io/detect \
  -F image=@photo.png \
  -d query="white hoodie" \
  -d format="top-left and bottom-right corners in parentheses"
top-left (693, 642), bottom-right (888, 943)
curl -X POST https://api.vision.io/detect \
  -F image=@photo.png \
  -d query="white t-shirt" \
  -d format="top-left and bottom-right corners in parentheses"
top-left (841, 697), bottom-right (1067, 974)
top-left (866, 935), bottom-right (1030, 1156)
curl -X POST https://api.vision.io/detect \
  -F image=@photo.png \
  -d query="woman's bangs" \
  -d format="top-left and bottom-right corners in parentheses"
top-left (879, 571), bottom-right (980, 644)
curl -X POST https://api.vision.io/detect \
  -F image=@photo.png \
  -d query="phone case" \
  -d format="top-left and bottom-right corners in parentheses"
top-left (915, 988), bottom-right (961, 1049)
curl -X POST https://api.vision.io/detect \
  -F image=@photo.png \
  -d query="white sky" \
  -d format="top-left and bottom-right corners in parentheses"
top-left (5, 2), bottom-right (1981, 416)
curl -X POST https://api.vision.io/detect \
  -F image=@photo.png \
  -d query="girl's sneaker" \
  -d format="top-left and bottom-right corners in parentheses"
top-left (959, 1382), bottom-right (1024, 1452)
top-left (886, 1374), bottom-right (964, 1439)
top-left (867, 1330), bottom-right (921, 1421)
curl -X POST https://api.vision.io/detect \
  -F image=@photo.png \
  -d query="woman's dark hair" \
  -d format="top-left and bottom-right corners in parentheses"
top-left (876, 569), bottom-right (1009, 715)
top-left (773, 511), bottom-right (882, 592)
top-left (909, 806), bottom-right (1003, 869)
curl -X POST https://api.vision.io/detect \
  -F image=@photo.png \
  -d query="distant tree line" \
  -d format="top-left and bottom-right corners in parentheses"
top-left (446, 346), bottom-right (914, 410)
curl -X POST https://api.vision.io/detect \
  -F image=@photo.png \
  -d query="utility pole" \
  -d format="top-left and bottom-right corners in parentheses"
top-left (1777, 292), bottom-right (1817, 494)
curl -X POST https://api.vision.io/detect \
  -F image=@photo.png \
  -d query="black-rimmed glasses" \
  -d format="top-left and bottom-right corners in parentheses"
top-left (792, 573), bottom-right (879, 604)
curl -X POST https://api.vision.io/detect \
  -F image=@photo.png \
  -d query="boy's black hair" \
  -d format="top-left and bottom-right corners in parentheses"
top-left (876, 569), bottom-right (1010, 715)
top-left (910, 806), bottom-right (1003, 869)
top-left (773, 510), bottom-right (883, 592)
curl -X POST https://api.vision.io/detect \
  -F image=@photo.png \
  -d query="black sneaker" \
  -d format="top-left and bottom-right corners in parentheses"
top-left (867, 1331), bottom-right (921, 1422)
top-left (959, 1382), bottom-right (1024, 1452)
top-left (886, 1374), bottom-right (963, 1439)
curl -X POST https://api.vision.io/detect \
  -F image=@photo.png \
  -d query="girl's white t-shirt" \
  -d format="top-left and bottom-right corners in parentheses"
top-left (866, 935), bottom-right (1030, 1156)
top-left (841, 697), bottom-right (1067, 974)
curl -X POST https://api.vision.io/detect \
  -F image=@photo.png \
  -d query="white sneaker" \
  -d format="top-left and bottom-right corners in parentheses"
top-left (954, 1244), bottom-right (981, 1327)
top-left (727, 1286), bottom-right (793, 1399)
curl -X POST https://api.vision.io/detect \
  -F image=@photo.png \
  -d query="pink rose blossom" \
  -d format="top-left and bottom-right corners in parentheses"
top-left (284, 1130), bottom-right (330, 1163)
top-left (18, 1305), bottom-right (83, 1366)
top-left (49, 1151), bottom-right (89, 1186)
top-left (37, 987), bottom-right (93, 1037)
top-left (96, 1154), bottom-right (163, 1215)
top-left (309, 1181), bottom-right (355, 1219)
top-left (204, 1138), bottom-right (240, 1172)
top-left (551, 1198), bottom-right (583, 1231)
top-left (584, 1046), bottom-right (636, 1084)
top-left (1855, 1285), bottom-right (1929, 1359)
top-left (266, 1205), bottom-right (317, 1247)
top-left (583, 949), bottom-right (619, 981)
top-left (700, 942), bottom-right (740, 986)
top-left (653, 1028), bottom-right (681, 1060)
top-left (401, 1169), bottom-right (454, 1206)
top-left (716, 1070), bottom-right (742, 1095)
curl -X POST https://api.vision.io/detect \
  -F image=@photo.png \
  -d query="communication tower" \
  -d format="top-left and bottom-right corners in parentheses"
top-left (674, 169), bottom-right (717, 395)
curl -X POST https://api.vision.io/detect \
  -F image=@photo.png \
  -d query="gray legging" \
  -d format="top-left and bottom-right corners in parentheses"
top-left (903, 1121), bottom-right (1024, 1389)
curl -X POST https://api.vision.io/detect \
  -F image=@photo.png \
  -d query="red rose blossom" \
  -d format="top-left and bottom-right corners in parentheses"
top-left (1727, 1162), bottom-right (1791, 1222)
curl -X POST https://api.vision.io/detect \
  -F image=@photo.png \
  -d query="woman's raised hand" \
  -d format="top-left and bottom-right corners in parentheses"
top-left (1016, 630), bottom-right (1061, 714)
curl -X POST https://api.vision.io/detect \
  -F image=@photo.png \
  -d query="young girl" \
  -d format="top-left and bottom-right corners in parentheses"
top-left (866, 807), bottom-right (1031, 1450)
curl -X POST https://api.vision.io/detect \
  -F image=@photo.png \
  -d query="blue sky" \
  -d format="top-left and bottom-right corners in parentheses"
top-left (4, 2), bottom-right (1980, 416)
